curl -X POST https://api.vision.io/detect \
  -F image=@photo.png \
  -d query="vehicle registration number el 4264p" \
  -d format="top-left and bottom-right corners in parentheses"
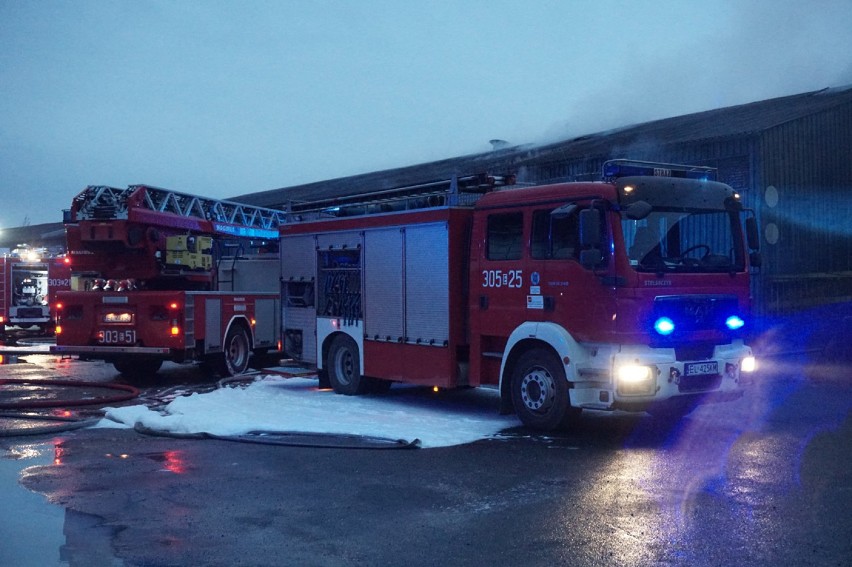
top-left (684, 361), bottom-right (719, 376)
top-left (98, 329), bottom-right (136, 344)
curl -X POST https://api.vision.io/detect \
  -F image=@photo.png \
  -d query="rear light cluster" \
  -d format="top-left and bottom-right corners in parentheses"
top-left (170, 301), bottom-right (181, 337)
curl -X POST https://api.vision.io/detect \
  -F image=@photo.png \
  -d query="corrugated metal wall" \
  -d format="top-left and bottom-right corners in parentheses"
top-left (757, 103), bottom-right (852, 312)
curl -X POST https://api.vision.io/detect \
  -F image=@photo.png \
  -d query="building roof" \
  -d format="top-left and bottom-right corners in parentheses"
top-left (232, 86), bottom-right (852, 209)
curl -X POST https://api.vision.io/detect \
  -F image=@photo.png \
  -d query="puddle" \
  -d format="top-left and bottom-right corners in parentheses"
top-left (0, 442), bottom-right (66, 565)
top-left (0, 442), bottom-right (125, 566)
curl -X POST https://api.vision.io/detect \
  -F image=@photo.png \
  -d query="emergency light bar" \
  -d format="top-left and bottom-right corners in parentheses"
top-left (603, 160), bottom-right (716, 182)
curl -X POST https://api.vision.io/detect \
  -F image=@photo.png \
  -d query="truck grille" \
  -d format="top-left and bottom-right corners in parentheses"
top-left (653, 294), bottom-right (738, 332)
top-left (675, 343), bottom-right (715, 361)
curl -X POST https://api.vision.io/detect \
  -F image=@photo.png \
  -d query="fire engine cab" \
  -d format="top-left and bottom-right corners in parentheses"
top-left (51, 184), bottom-right (284, 377)
top-left (0, 247), bottom-right (71, 336)
top-left (280, 161), bottom-right (759, 430)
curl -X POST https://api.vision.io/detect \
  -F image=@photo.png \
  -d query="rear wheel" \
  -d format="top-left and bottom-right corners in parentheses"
top-left (219, 324), bottom-right (251, 376)
top-left (326, 334), bottom-right (368, 395)
top-left (510, 348), bottom-right (577, 430)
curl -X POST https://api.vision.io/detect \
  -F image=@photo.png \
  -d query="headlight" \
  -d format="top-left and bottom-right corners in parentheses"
top-left (616, 364), bottom-right (656, 396)
top-left (740, 356), bottom-right (757, 373)
top-left (617, 364), bottom-right (651, 382)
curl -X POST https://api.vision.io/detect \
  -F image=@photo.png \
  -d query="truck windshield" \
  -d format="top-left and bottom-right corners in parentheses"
top-left (622, 208), bottom-right (744, 273)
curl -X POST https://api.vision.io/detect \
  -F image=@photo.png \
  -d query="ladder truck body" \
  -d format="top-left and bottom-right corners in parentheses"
top-left (280, 163), bottom-right (760, 430)
top-left (51, 184), bottom-right (284, 377)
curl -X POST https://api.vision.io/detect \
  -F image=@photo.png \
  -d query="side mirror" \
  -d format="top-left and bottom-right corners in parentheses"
top-left (579, 208), bottom-right (602, 247)
top-left (579, 208), bottom-right (604, 269)
top-left (746, 217), bottom-right (760, 251)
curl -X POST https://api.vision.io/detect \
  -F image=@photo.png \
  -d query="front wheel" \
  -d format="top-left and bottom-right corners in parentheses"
top-left (219, 324), bottom-right (251, 376)
top-left (510, 348), bottom-right (577, 430)
top-left (326, 334), bottom-right (368, 395)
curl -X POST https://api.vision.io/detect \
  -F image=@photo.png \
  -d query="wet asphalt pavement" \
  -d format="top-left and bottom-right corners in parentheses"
top-left (1, 308), bottom-right (851, 567)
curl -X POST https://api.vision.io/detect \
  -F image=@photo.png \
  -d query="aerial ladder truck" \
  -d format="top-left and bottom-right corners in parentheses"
top-left (51, 184), bottom-right (285, 377)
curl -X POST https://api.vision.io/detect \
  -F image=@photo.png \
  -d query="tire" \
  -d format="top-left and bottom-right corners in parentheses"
top-left (114, 358), bottom-right (163, 378)
top-left (219, 324), bottom-right (251, 376)
top-left (510, 348), bottom-right (577, 430)
top-left (326, 334), bottom-right (368, 395)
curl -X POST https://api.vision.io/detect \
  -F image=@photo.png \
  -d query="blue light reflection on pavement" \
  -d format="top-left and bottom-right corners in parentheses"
top-left (612, 303), bottom-right (852, 565)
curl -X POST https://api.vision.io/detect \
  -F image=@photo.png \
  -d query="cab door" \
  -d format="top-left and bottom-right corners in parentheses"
top-left (534, 205), bottom-right (615, 343)
top-left (469, 209), bottom-right (541, 384)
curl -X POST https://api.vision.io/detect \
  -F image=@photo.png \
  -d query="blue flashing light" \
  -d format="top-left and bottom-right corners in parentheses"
top-left (725, 315), bottom-right (745, 330)
top-left (654, 317), bottom-right (676, 336)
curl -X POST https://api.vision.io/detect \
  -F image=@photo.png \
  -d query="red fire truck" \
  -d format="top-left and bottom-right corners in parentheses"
top-left (280, 161), bottom-right (760, 429)
top-left (0, 248), bottom-right (71, 336)
top-left (50, 184), bottom-right (284, 377)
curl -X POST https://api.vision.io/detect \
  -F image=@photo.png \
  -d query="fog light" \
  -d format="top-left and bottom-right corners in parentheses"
top-left (741, 356), bottom-right (757, 372)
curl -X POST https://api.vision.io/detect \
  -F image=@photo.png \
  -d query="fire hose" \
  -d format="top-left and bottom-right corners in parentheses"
top-left (0, 378), bottom-right (140, 436)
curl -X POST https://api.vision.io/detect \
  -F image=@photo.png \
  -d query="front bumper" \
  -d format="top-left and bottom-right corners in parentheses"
top-left (569, 340), bottom-right (754, 411)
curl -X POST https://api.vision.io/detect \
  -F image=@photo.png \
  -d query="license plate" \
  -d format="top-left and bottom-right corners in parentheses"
top-left (684, 361), bottom-right (719, 376)
top-left (99, 329), bottom-right (137, 345)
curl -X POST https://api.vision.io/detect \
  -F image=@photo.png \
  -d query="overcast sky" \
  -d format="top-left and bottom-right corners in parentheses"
top-left (1, 0), bottom-right (851, 229)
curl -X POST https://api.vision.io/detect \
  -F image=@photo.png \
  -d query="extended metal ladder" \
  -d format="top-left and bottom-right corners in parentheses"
top-left (69, 184), bottom-right (288, 237)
